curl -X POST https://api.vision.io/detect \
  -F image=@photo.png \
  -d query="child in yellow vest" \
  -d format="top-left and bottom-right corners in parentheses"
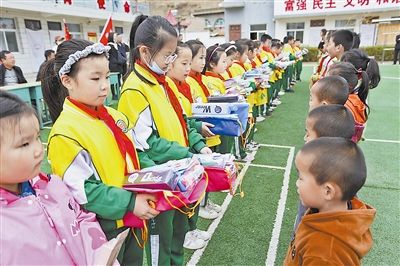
top-left (118, 15), bottom-right (212, 265)
top-left (221, 42), bottom-right (238, 80)
top-left (41, 39), bottom-right (159, 265)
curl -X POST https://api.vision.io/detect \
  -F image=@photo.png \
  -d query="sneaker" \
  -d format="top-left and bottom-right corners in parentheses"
top-left (199, 206), bottom-right (219, 219)
top-left (246, 143), bottom-right (259, 151)
top-left (237, 153), bottom-right (255, 162)
top-left (206, 199), bottom-right (222, 213)
top-left (249, 141), bottom-right (260, 148)
top-left (272, 99), bottom-right (281, 105)
top-left (265, 111), bottom-right (274, 117)
top-left (285, 89), bottom-right (294, 93)
top-left (192, 228), bottom-right (211, 241)
top-left (278, 91), bottom-right (285, 96)
top-left (256, 116), bottom-right (265, 122)
top-left (184, 231), bottom-right (206, 249)
top-left (254, 128), bottom-right (258, 133)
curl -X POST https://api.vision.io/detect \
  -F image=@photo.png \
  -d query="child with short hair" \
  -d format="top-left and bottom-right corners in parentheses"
top-left (285, 137), bottom-right (376, 266)
top-left (0, 90), bottom-right (110, 265)
top-left (303, 104), bottom-right (355, 143)
top-left (327, 29), bottom-right (354, 61)
top-left (327, 62), bottom-right (370, 124)
top-left (293, 39), bottom-right (303, 82)
top-left (309, 75), bottom-right (349, 111)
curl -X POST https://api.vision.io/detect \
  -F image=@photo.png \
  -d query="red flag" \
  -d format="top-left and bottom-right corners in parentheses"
top-left (63, 19), bottom-right (71, 40)
top-left (99, 15), bottom-right (113, 46)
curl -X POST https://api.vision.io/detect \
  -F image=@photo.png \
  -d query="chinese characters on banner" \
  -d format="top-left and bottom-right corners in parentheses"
top-left (284, 0), bottom-right (399, 11)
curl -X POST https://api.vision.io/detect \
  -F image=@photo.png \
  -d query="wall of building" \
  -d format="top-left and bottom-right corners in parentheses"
top-left (275, 10), bottom-right (400, 47)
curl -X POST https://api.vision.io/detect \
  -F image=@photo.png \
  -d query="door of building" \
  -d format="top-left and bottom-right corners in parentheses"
top-left (229, 24), bottom-right (241, 41)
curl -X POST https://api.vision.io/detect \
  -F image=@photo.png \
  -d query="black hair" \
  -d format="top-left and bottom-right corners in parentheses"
top-left (313, 76), bottom-right (349, 105)
top-left (295, 39), bottom-right (301, 42)
top-left (205, 44), bottom-right (225, 72)
top-left (41, 39), bottom-right (107, 123)
top-left (254, 40), bottom-right (262, 49)
top-left (271, 42), bottom-right (279, 49)
top-left (242, 38), bottom-right (255, 53)
top-left (341, 49), bottom-right (380, 89)
top-left (308, 104), bottom-right (355, 139)
top-left (330, 30), bottom-right (354, 52)
top-left (107, 32), bottom-right (115, 43)
top-left (128, 15), bottom-right (177, 84)
top-left (351, 32), bottom-right (360, 49)
top-left (328, 62), bottom-right (370, 119)
top-left (175, 41), bottom-right (191, 56)
top-left (220, 42), bottom-right (237, 57)
top-left (186, 39), bottom-right (206, 59)
top-left (234, 40), bottom-right (248, 56)
top-left (260, 34), bottom-right (272, 43)
top-left (299, 137), bottom-right (367, 201)
top-left (325, 30), bottom-right (336, 43)
top-left (271, 38), bottom-right (281, 43)
top-left (44, 49), bottom-right (55, 60)
top-left (0, 50), bottom-right (11, 61)
top-left (286, 35), bottom-right (294, 42)
top-left (283, 36), bottom-right (287, 44)
top-left (321, 29), bottom-right (327, 36)
top-left (0, 90), bottom-right (38, 142)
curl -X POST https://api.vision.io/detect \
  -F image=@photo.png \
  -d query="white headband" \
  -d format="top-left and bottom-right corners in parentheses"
top-left (58, 43), bottom-right (111, 77)
top-left (225, 45), bottom-right (236, 53)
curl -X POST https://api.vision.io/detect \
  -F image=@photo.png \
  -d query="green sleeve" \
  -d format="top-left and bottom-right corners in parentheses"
top-left (185, 116), bottom-right (206, 153)
top-left (249, 81), bottom-right (257, 92)
top-left (145, 133), bottom-right (193, 164)
top-left (289, 54), bottom-right (296, 60)
top-left (269, 63), bottom-right (277, 69)
top-left (188, 118), bottom-right (203, 134)
top-left (83, 178), bottom-right (136, 220)
top-left (137, 149), bottom-right (157, 168)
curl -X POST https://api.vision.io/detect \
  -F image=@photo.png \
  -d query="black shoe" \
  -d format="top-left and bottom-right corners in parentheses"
top-left (285, 89), bottom-right (294, 92)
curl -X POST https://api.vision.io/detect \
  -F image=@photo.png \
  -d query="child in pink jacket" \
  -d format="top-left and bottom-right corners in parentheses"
top-left (0, 90), bottom-right (110, 265)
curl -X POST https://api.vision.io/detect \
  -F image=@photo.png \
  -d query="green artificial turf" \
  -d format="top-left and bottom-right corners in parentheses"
top-left (39, 65), bottom-right (400, 265)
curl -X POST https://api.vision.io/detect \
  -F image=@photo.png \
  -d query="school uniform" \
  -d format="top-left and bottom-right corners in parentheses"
top-left (48, 98), bottom-right (154, 265)
top-left (282, 44), bottom-right (296, 91)
top-left (293, 46), bottom-right (303, 80)
top-left (118, 62), bottom-right (207, 266)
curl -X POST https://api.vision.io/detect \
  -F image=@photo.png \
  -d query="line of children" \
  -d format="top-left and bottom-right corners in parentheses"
top-left (41, 39), bottom-right (160, 265)
top-left (0, 90), bottom-right (113, 265)
top-left (285, 137), bottom-right (376, 265)
top-left (117, 15), bottom-right (212, 265)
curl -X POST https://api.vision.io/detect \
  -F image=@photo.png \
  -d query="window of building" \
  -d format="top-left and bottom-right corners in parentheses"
top-left (250, 24), bottom-right (267, 40)
top-left (390, 16), bottom-right (400, 24)
top-left (335, 19), bottom-right (356, 31)
top-left (25, 19), bottom-right (42, 31)
top-left (0, 18), bottom-right (19, 52)
top-left (66, 23), bottom-right (82, 39)
top-left (48, 21), bottom-right (62, 31)
top-left (214, 18), bottom-right (225, 28)
top-left (286, 22), bottom-right (304, 42)
top-left (205, 19), bottom-right (211, 29)
top-left (310, 20), bottom-right (325, 27)
top-left (115, 26), bottom-right (123, 34)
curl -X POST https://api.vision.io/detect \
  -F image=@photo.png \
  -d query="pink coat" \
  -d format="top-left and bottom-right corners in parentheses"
top-left (0, 173), bottom-right (109, 265)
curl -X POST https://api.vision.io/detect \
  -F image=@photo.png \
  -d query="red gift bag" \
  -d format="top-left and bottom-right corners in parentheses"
top-left (205, 163), bottom-right (237, 195)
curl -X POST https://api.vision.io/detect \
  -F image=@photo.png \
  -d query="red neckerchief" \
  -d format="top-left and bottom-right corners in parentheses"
top-left (135, 60), bottom-right (189, 146)
top-left (172, 78), bottom-right (193, 103)
top-left (251, 60), bottom-right (257, 68)
top-left (234, 61), bottom-right (247, 72)
top-left (188, 71), bottom-right (210, 98)
top-left (68, 97), bottom-right (140, 173)
top-left (205, 71), bottom-right (225, 81)
top-left (227, 69), bottom-right (233, 78)
top-left (262, 46), bottom-right (271, 53)
top-left (257, 54), bottom-right (262, 63)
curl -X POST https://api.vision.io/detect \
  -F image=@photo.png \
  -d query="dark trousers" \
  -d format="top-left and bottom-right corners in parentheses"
top-left (394, 49), bottom-right (400, 64)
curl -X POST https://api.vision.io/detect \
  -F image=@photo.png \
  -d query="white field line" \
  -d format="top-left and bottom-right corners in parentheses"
top-left (265, 146), bottom-right (295, 266)
top-left (364, 138), bottom-right (400, 144)
top-left (381, 76), bottom-right (400, 80)
top-left (186, 150), bottom-right (257, 266)
top-left (249, 163), bottom-right (286, 170)
top-left (258, 143), bottom-right (295, 149)
top-left (42, 126), bottom-right (53, 129)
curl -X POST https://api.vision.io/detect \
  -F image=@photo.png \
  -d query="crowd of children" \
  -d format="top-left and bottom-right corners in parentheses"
top-left (0, 16), bottom-right (380, 265)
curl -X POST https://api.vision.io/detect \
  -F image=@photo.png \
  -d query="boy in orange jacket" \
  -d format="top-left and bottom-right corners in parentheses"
top-left (284, 137), bottom-right (375, 266)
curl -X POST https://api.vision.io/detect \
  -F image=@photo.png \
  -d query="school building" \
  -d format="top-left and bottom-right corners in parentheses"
top-left (0, 0), bottom-right (149, 78)
top-left (222, 0), bottom-right (400, 46)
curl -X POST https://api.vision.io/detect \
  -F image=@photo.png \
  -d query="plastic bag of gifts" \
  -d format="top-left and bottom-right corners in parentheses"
top-left (121, 158), bottom-right (207, 227)
top-left (196, 153), bottom-right (238, 195)
top-left (191, 102), bottom-right (250, 136)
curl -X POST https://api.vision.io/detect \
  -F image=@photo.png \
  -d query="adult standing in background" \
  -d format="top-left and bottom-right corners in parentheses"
top-left (36, 49), bottom-right (55, 81)
top-left (116, 33), bottom-right (129, 80)
top-left (52, 35), bottom-right (65, 53)
top-left (393, 33), bottom-right (400, 65)
top-left (0, 50), bottom-right (27, 87)
top-left (107, 32), bottom-right (123, 100)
